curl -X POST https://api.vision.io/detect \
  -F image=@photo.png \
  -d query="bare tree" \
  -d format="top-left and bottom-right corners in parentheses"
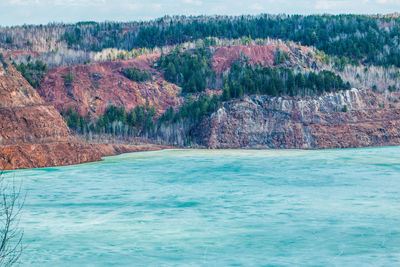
top-left (0, 170), bottom-right (24, 266)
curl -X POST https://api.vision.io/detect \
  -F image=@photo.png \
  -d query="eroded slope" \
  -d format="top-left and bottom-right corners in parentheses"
top-left (38, 54), bottom-right (182, 118)
top-left (0, 56), bottom-right (101, 170)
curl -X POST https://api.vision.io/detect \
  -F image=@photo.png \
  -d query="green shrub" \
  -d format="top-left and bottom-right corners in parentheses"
top-left (0, 53), bottom-right (8, 69)
top-left (388, 85), bottom-right (397, 92)
top-left (14, 60), bottom-right (48, 88)
top-left (123, 67), bottom-right (152, 82)
top-left (62, 71), bottom-right (74, 86)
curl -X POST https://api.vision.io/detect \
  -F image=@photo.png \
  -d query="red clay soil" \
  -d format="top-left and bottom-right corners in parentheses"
top-left (212, 43), bottom-right (314, 74)
top-left (0, 57), bottom-right (98, 170)
top-left (0, 142), bottom-right (101, 170)
top-left (0, 55), bottom-right (178, 170)
top-left (37, 54), bottom-right (182, 118)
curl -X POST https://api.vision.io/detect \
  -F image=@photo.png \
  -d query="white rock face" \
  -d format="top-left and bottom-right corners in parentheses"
top-left (156, 88), bottom-right (400, 149)
top-left (197, 88), bottom-right (400, 149)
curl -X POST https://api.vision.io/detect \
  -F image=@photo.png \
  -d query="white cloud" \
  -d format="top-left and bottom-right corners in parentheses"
top-left (151, 3), bottom-right (162, 10)
top-left (9, 0), bottom-right (106, 6)
top-left (53, 0), bottom-right (106, 6)
top-left (9, 0), bottom-right (40, 5)
top-left (375, 0), bottom-right (400, 4)
top-left (250, 3), bottom-right (264, 11)
top-left (124, 2), bottom-right (162, 12)
top-left (182, 0), bottom-right (203, 6)
top-left (126, 2), bottom-right (142, 11)
top-left (315, 0), bottom-right (341, 10)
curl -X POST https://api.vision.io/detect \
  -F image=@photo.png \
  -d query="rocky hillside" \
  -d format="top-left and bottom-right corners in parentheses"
top-left (0, 55), bottom-right (102, 170)
top-left (3, 38), bottom-right (400, 171)
top-left (212, 43), bottom-right (316, 74)
top-left (4, 15), bottom-right (400, 169)
top-left (37, 54), bottom-right (182, 118)
top-left (194, 89), bottom-right (400, 149)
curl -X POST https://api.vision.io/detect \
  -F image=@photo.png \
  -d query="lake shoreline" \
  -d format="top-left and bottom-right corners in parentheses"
top-left (4, 142), bottom-right (400, 171)
top-left (1, 142), bottom-right (176, 171)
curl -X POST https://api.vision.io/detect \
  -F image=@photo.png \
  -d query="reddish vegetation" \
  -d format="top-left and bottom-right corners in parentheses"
top-left (212, 43), bottom-right (314, 74)
top-left (38, 54), bottom-right (182, 118)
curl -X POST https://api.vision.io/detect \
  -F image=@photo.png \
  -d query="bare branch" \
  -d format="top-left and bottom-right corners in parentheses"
top-left (0, 170), bottom-right (24, 266)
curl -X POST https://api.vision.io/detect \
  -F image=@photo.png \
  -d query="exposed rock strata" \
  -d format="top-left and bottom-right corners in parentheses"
top-left (0, 56), bottom-right (102, 170)
top-left (196, 89), bottom-right (400, 149)
top-left (0, 143), bottom-right (101, 170)
top-left (0, 55), bottom-right (174, 170)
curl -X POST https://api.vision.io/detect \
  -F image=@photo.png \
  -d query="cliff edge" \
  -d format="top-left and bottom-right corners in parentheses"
top-left (0, 55), bottom-right (102, 170)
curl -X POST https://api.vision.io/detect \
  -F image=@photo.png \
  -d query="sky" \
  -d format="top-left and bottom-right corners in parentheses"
top-left (0, 0), bottom-right (399, 27)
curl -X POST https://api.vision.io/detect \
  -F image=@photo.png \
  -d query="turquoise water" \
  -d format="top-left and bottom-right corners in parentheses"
top-left (6, 147), bottom-right (400, 266)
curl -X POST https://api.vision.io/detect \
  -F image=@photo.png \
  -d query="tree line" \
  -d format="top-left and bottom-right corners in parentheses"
top-left (3, 15), bottom-right (400, 67)
top-left (158, 94), bottom-right (220, 125)
top-left (46, 15), bottom-right (400, 68)
top-left (123, 67), bottom-right (153, 82)
top-left (222, 62), bottom-right (351, 100)
top-left (62, 104), bottom-right (156, 137)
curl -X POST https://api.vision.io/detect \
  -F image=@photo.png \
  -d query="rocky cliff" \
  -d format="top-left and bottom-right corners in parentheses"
top-left (37, 54), bottom-right (182, 118)
top-left (0, 55), bottom-right (102, 170)
top-left (153, 45), bottom-right (400, 149)
top-left (195, 88), bottom-right (400, 149)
